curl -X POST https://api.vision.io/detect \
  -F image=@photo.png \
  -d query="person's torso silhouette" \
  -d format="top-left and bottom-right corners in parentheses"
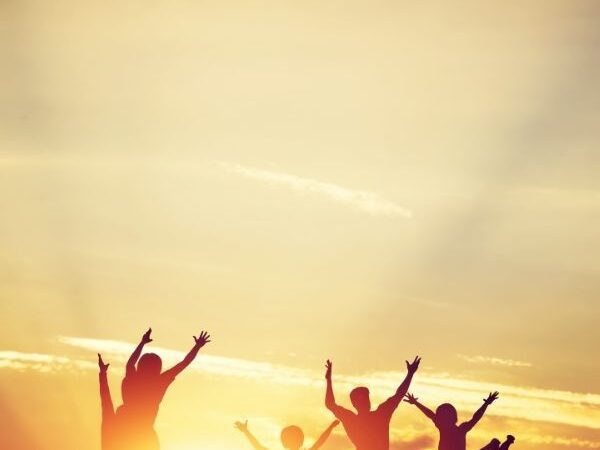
top-left (324, 358), bottom-right (420, 450)
top-left (435, 422), bottom-right (468, 450)
top-left (121, 368), bottom-right (176, 426)
top-left (337, 405), bottom-right (396, 450)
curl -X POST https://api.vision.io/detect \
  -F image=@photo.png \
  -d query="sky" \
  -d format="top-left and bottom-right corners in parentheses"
top-left (1, 1), bottom-right (599, 449)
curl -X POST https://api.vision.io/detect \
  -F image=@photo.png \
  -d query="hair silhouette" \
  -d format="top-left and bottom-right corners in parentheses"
top-left (404, 391), bottom-right (499, 450)
top-left (435, 403), bottom-right (458, 426)
top-left (324, 356), bottom-right (420, 450)
top-left (235, 419), bottom-right (339, 450)
top-left (98, 328), bottom-right (210, 450)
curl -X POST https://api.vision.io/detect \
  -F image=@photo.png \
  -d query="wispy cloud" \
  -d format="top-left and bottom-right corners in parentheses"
top-left (0, 351), bottom-right (96, 373)
top-left (2, 337), bottom-right (600, 433)
top-left (219, 162), bottom-right (412, 218)
top-left (457, 354), bottom-right (533, 368)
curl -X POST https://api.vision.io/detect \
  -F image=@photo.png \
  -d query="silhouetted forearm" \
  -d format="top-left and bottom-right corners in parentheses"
top-left (394, 370), bottom-right (415, 399)
top-left (99, 371), bottom-right (114, 421)
top-left (414, 400), bottom-right (436, 421)
top-left (240, 429), bottom-right (266, 450)
top-left (126, 341), bottom-right (146, 372)
top-left (164, 342), bottom-right (202, 378)
top-left (325, 377), bottom-right (337, 410)
top-left (310, 421), bottom-right (338, 450)
top-left (468, 402), bottom-right (489, 427)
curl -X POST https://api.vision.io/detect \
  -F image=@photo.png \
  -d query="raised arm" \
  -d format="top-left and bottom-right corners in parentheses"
top-left (324, 360), bottom-right (354, 421)
top-left (234, 420), bottom-right (268, 450)
top-left (126, 328), bottom-right (152, 374)
top-left (404, 393), bottom-right (436, 422)
top-left (162, 331), bottom-right (211, 379)
top-left (309, 420), bottom-right (339, 450)
top-left (377, 356), bottom-right (421, 413)
top-left (98, 354), bottom-right (114, 421)
top-left (461, 392), bottom-right (499, 432)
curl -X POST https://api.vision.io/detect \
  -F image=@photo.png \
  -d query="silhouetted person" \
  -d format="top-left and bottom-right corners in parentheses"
top-left (324, 356), bottom-right (420, 450)
top-left (404, 391), bottom-right (499, 450)
top-left (481, 435), bottom-right (515, 450)
top-left (234, 419), bottom-right (339, 450)
top-left (101, 328), bottom-right (211, 450)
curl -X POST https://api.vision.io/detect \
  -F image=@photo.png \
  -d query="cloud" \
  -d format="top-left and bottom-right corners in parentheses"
top-left (219, 162), bottom-right (412, 218)
top-left (2, 337), bottom-right (600, 432)
top-left (457, 354), bottom-right (533, 368)
top-left (516, 433), bottom-right (600, 449)
top-left (0, 351), bottom-right (95, 373)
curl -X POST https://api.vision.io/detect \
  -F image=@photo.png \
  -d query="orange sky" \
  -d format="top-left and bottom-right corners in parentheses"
top-left (1, 1), bottom-right (600, 450)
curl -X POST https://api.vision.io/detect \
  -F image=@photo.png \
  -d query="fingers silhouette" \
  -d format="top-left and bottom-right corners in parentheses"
top-left (97, 353), bottom-right (109, 372)
top-left (234, 420), bottom-right (248, 432)
top-left (404, 392), bottom-right (418, 404)
top-left (406, 356), bottom-right (421, 372)
top-left (142, 327), bottom-right (153, 344)
top-left (484, 391), bottom-right (500, 404)
top-left (325, 359), bottom-right (332, 379)
top-left (194, 330), bottom-right (211, 346)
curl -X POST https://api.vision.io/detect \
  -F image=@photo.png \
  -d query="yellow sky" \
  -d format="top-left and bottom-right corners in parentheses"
top-left (1, 1), bottom-right (599, 450)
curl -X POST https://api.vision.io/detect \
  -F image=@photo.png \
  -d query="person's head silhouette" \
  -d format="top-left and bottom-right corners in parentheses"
top-left (350, 387), bottom-right (371, 413)
top-left (280, 425), bottom-right (304, 450)
top-left (137, 353), bottom-right (162, 376)
top-left (435, 403), bottom-right (458, 426)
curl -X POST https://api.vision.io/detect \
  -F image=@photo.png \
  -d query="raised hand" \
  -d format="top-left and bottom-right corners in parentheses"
top-left (98, 353), bottom-right (109, 373)
top-left (234, 420), bottom-right (249, 433)
top-left (406, 356), bottom-right (421, 373)
top-left (194, 330), bottom-right (211, 348)
top-left (141, 327), bottom-right (153, 344)
top-left (404, 392), bottom-right (418, 404)
top-left (484, 391), bottom-right (499, 405)
top-left (325, 359), bottom-right (333, 380)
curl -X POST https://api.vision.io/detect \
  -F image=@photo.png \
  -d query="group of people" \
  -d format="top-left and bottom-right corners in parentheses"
top-left (98, 328), bottom-right (516, 450)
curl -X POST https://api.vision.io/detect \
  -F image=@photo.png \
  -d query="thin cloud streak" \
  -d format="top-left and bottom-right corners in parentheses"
top-left (219, 162), bottom-right (412, 218)
top-left (0, 350), bottom-right (96, 373)
top-left (3, 337), bottom-right (600, 432)
top-left (457, 354), bottom-right (533, 368)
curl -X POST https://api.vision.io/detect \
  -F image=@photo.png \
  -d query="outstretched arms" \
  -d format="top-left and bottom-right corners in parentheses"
top-left (377, 356), bottom-right (421, 413)
top-left (234, 420), bottom-right (268, 450)
top-left (309, 420), bottom-right (340, 450)
top-left (162, 331), bottom-right (211, 379)
top-left (461, 392), bottom-right (499, 432)
top-left (98, 354), bottom-right (114, 421)
top-left (404, 392), bottom-right (436, 423)
top-left (126, 328), bottom-right (153, 375)
top-left (324, 360), bottom-right (354, 421)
